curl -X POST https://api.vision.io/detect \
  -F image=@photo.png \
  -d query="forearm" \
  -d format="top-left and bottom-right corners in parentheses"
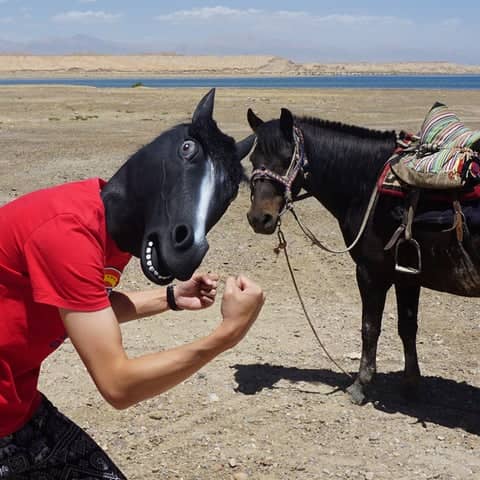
top-left (106, 330), bottom-right (228, 408)
top-left (62, 306), bottom-right (230, 409)
top-left (62, 275), bottom-right (263, 411)
top-left (109, 289), bottom-right (169, 323)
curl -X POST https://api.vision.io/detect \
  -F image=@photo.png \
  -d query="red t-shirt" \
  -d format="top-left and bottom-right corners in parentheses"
top-left (0, 178), bottom-right (131, 437)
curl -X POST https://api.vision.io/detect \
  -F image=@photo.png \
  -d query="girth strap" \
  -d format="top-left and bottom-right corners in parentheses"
top-left (441, 196), bottom-right (465, 242)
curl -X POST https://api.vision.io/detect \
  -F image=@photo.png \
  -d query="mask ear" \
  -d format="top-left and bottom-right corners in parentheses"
top-left (247, 108), bottom-right (264, 132)
top-left (280, 108), bottom-right (294, 142)
top-left (192, 88), bottom-right (215, 123)
top-left (236, 134), bottom-right (256, 160)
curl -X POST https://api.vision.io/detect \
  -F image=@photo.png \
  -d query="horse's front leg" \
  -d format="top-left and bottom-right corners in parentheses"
top-left (394, 282), bottom-right (421, 399)
top-left (347, 263), bottom-right (391, 405)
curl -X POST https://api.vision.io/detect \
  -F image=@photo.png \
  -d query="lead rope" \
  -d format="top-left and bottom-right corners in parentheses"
top-left (275, 225), bottom-right (354, 380)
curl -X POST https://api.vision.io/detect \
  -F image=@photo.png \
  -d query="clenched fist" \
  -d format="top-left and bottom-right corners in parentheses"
top-left (217, 275), bottom-right (265, 349)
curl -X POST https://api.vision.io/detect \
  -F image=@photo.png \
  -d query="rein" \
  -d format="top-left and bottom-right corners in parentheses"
top-left (251, 128), bottom-right (419, 254)
top-left (251, 124), bottom-right (381, 254)
top-left (288, 184), bottom-right (379, 254)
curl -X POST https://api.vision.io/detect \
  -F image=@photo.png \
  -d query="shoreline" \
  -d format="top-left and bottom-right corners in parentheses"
top-left (1, 75), bottom-right (480, 92)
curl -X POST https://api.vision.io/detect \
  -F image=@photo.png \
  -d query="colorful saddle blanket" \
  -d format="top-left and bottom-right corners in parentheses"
top-left (389, 102), bottom-right (480, 190)
top-left (379, 162), bottom-right (480, 202)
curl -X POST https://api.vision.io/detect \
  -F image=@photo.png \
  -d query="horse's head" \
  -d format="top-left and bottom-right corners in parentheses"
top-left (246, 107), bottom-right (302, 234)
top-left (103, 89), bottom-right (255, 285)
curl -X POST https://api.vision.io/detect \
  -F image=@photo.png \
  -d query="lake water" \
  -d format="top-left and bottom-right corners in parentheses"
top-left (1, 75), bottom-right (480, 90)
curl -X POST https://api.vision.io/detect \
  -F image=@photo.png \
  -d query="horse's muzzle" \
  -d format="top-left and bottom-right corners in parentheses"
top-left (246, 210), bottom-right (278, 235)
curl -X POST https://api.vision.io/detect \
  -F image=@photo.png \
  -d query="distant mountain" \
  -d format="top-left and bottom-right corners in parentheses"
top-left (27, 34), bottom-right (133, 55)
top-left (0, 34), bottom-right (162, 55)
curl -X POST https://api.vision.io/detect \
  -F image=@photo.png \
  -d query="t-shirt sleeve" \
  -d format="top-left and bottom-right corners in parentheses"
top-left (24, 214), bottom-right (110, 311)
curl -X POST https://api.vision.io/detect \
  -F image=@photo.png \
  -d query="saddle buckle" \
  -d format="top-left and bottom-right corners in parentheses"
top-left (394, 238), bottom-right (422, 275)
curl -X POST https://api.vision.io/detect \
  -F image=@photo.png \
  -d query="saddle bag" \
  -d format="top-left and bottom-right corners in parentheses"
top-left (384, 102), bottom-right (480, 274)
top-left (390, 102), bottom-right (480, 190)
top-left (390, 145), bottom-right (478, 189)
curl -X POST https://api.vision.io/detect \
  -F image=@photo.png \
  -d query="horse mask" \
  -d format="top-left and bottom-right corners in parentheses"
top-left (102, 89), bottom-right (254, 285)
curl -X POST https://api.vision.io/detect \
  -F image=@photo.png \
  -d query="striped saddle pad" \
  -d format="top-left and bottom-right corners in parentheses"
top-left (378, 162), bottom-right (480, 201)
top-left (390, 102), bottom-right (480, 189)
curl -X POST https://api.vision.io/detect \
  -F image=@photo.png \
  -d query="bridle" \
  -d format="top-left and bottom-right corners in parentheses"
top-left (249, 122), bottom-right (382, 254)
top-left (250, 125), bottom-right (310, 215)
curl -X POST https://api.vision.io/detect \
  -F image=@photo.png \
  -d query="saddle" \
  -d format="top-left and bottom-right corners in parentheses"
top-left (379, 102), bottom-right (480, 274)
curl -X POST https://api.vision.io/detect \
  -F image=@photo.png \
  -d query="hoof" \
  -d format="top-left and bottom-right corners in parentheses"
top-left (346, 383), bottom-right (367, 405)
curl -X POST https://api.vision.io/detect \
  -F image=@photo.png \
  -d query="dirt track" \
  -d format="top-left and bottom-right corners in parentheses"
top-left (1, 86), bottom-right (479, 480)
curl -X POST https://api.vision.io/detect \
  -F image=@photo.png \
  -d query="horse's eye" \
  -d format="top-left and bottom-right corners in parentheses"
top-left (180, 140), bottom-right (198, 160)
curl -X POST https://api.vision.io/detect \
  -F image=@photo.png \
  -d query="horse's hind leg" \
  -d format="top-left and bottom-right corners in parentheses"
top-left (394, 282), bottom-right (421, 399)
top-left (347, 264), bottom-right (391, 405)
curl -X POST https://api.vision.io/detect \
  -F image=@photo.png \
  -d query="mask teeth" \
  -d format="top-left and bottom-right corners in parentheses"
top-left (145, 241), bottom-right (171, 281)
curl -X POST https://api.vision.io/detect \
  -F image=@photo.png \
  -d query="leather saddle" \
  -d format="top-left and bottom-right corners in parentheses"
top-left (382, 102), bottom-right (480, 274)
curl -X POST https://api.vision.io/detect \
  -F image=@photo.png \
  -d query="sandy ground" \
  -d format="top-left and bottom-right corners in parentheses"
top-left (1, 55), bottom-right (480, 77)
top-left (1, 86), bottom-right (479, 480)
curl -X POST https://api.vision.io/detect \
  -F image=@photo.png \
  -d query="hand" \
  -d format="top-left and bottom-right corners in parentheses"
top-left (174, 272), bottom-right (219, 311)
top-left (217, 275), bottom-right (265, 348)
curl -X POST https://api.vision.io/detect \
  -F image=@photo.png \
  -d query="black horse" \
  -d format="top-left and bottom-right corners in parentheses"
top-left (246, 107), bottom-right (480, 404)
top-left (102, 88), bottom-right (254, 285)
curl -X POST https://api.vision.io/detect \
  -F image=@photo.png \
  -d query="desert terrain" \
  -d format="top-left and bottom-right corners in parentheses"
top-left (1, 55), bottom-right (480, 77)
top-left (0, 85), bottom-right (479, 480)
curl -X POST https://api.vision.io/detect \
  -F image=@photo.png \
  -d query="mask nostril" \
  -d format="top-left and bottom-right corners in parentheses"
top-left (175, 225), bottom-right (188, 244)
top-left (172, 224), bottom-right (194, 250)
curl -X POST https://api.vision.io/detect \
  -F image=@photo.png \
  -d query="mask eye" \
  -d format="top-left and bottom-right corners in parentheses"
top-left (180, 140), bottom-right (198, 161)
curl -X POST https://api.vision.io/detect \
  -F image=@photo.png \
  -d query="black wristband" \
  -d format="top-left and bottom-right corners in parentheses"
top-left (166, 284), bottom-right (183, 311)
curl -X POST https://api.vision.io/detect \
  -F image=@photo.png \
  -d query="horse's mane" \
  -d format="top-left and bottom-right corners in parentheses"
top-left (297, 115), bottom-right (396, 141)
top-left (293, 115), bottom-right (397, 197)
top-left (254, 113), bottom-right (397, 197)
top-left (254, 114), bottom-right (396, 157)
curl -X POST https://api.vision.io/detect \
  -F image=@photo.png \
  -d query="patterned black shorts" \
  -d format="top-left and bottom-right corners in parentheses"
top-left (0, 395), bottom-right (127, 479)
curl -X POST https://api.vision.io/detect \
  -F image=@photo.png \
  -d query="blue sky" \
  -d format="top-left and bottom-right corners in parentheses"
top-left (1, 0), bottom-right (479, 62)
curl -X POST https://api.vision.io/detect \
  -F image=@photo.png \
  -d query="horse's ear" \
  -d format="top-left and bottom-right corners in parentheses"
top-left (236, 134), bottom-right (256, 160)
top-left (280, 108), bottom-right (294, 142)
top-left (192, 88), bottom-right (215, 123)
top-left (247, 108), bottom-right (264, 132)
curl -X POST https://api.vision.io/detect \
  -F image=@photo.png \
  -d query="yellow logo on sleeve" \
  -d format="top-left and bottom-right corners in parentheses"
top-left (104, 267), bottom-right (122, 292)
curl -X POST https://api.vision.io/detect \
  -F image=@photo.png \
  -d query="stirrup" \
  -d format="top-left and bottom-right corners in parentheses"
top-left (394, 238), bottom-right (422, 275)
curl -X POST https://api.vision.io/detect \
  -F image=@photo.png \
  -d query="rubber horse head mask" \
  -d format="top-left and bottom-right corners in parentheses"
top-left (102, 89), bottom-right (255, 284)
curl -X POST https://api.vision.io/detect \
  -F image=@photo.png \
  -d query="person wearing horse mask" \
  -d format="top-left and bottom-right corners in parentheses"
top-left (0, 89), bottom-right (263, 479)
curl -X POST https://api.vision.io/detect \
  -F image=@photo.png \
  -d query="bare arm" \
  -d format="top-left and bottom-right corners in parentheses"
top-left (109, 273), bottom-right (218, 323)
top-left (109, 289), bottom-right (168, 323)
top-left (59, 276), bottom-right (264, 409)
